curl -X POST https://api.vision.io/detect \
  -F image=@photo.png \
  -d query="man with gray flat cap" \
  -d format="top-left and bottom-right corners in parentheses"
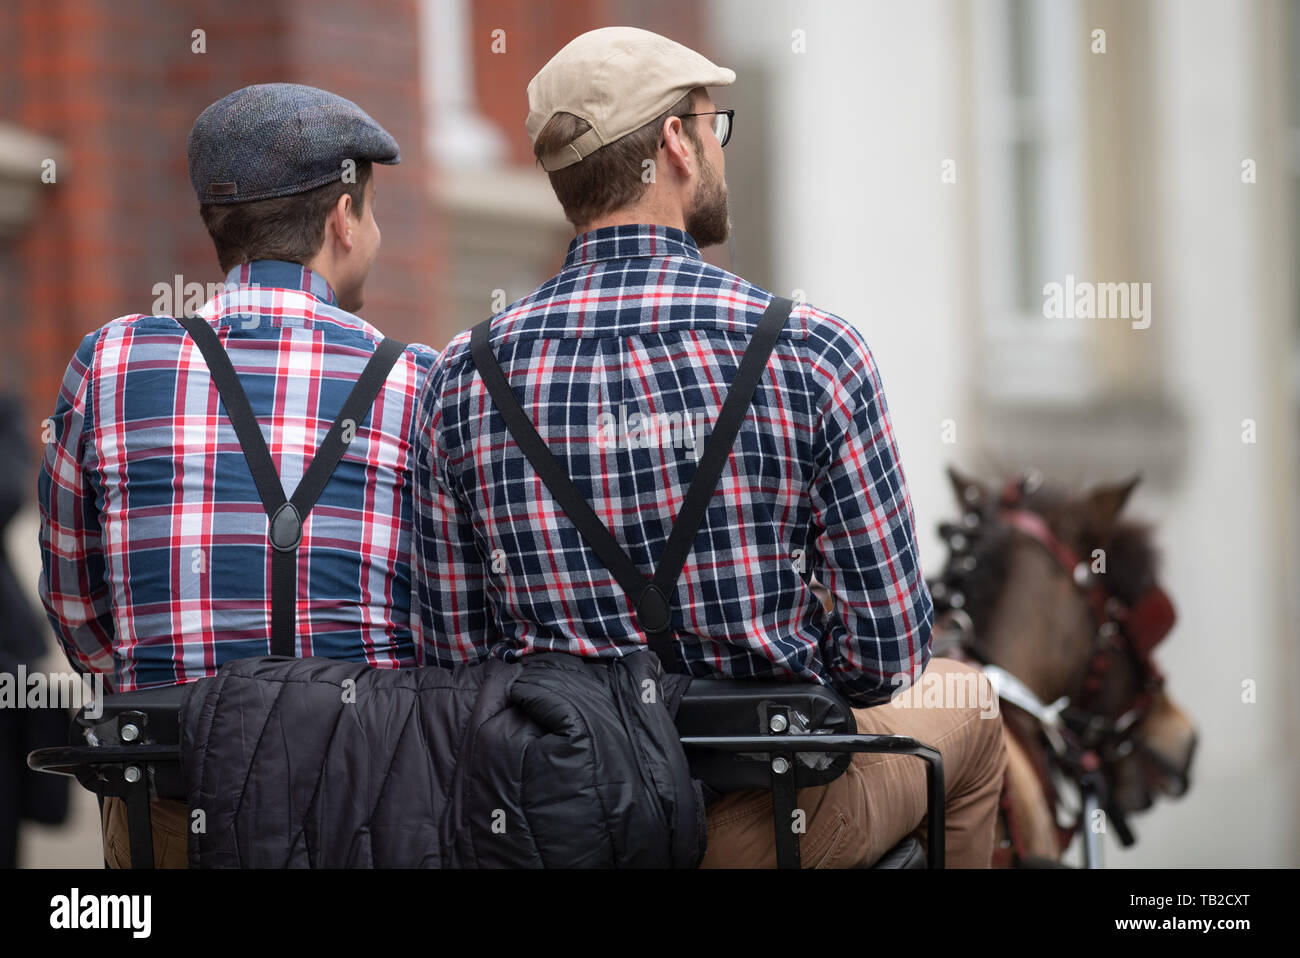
top-left (415, 27), bottom-right (1006, 868)
top-left (38, 83), bottom-right (438, 867)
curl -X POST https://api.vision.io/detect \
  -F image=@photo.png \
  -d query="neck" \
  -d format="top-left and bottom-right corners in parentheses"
top-left (578, 200), bottom-right (685, 235)
top-left (304, 252), bottom-right (340, 293)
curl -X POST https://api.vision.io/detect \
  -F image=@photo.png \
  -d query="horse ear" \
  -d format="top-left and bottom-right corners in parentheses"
top-left (946, 465), bottom-right (986, 509)
top-left (1086, 474), bottom-right (1141, 525)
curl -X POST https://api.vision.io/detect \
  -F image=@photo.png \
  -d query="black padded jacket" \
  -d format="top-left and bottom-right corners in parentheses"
top-left (178, 650), bottom-right (704, 868)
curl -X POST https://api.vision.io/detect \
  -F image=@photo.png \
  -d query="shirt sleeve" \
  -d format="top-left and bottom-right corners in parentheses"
top-left (412, 348), bottom-right (492, 667)
top-left (807, 322), bottom-right (932, 707)
top-left (37, 330), bottom-right (117, 678)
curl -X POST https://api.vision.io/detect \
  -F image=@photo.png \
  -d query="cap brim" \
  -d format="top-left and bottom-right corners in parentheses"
top-left (539, 66), bottom-right (737, 172)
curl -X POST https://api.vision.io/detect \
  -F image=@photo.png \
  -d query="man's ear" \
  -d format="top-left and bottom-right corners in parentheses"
top-left (660, 115), bottom-right (693, 177)
top-left (325, 192), bottom-right (356, 253)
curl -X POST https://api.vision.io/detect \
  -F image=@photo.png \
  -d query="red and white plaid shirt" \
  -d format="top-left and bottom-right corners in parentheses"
top-left (38, 260), bottom-right (437, 692)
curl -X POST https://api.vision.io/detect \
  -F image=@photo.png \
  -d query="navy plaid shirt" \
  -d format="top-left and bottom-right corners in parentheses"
top-left (413, 225), bottom-right (931, 706)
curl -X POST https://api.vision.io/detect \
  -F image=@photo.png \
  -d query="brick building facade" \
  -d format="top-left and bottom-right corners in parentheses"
top-left (0, 0), bottom-right (441, 447)
top-left (0, 0), bottom-right (711, 445)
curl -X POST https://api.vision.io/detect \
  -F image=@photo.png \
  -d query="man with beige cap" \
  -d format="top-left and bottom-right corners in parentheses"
top-left (413, 26), bottom-right (1006, 868)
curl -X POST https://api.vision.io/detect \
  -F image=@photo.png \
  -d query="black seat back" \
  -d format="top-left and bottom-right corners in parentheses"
top-left (71, 685), bottom-right (187, 800)
top-left (675, 678), bottom-right (854, 791)
top-left (79, 677), bottom-right (859, 797)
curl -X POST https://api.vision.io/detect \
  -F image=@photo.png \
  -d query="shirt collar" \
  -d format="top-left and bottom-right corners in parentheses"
top-left (224, 260), bottom-right (339, 306)
top-left (563, 225), bottom-right (702, 269)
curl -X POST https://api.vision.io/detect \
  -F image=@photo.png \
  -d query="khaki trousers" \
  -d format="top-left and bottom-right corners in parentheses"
top-left (102, 795), bottom-right (189, 869)
top-left (701, 657), bottom-right (1008, 868)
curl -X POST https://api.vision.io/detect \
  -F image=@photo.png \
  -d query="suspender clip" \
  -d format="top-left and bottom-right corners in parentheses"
top-left (269, 502), bottom-right (303, 552)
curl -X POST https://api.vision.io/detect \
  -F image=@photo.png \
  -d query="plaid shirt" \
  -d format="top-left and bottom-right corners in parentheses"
top-left (414, 225), bottom-right (931, 706)
top-left (38, 260), bottom-right (437, 692)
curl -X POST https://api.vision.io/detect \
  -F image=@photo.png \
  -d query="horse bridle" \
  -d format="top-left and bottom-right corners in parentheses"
top-left (932, 470), bottom-right (1181, 860)
top-left (995, 475), bottom-right (1176, 771)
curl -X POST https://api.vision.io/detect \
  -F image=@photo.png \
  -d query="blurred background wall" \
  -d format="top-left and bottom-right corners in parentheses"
top-left (2, 0), bottom-right (1296, 866)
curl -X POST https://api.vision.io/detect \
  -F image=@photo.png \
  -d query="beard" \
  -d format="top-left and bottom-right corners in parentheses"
top-left (684, 152), bottom-right (731, 248)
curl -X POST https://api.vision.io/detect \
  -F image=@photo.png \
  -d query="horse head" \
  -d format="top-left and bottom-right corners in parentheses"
top-left (930, 467), bottom-right (1196, 839)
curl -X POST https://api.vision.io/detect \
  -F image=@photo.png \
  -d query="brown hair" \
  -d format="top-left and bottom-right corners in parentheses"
top-left (198, 161), bottom-right (373, 273)
top-left (533, 91), bottom-right (702, 227)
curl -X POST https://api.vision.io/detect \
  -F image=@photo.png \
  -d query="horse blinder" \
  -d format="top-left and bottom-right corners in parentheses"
top-left (1114, 586), bottom-right (1176, 659)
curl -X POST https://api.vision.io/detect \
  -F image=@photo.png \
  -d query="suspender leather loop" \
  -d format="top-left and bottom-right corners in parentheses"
top-left (470, 296), bottom-right (793, 673)
top-left (635, 584), bottom-right (672, 635)
top-left (177, 315), bottom-right (406, 658)
top-left (269, 502), bottom-right (303, 552)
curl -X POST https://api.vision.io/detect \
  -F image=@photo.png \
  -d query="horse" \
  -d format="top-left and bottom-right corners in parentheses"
top-left (925, 466), bottom-right (1197, 866)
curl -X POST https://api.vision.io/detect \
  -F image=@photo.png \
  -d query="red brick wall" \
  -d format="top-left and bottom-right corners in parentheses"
top-left (1, 0), bottom-right (442, 444)
top-left (1, 0), bottom-right (714, 443)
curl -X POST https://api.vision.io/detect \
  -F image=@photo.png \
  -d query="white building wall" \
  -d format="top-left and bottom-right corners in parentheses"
top-left (715, 0), bottom-right (1299, 866)
top-left (712, 0), bottom-right (974, 570)
top-left (1108, 0), bottom-right (1299, 867)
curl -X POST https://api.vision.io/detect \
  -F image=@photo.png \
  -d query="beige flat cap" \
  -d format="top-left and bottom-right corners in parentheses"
top-left (527, 26), bottom-right (735, 172)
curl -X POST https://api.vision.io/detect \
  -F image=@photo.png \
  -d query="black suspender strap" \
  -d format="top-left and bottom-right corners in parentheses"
top-left (470, 296), bottom-right (793, 673)
top-left (123, 775), bottom-right (155, 869)
top-left (177, 315), bottom-right (406, 658)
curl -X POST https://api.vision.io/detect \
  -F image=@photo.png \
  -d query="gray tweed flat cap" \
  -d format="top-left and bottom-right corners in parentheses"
top-left (187, 83), bottom-right (401, 205)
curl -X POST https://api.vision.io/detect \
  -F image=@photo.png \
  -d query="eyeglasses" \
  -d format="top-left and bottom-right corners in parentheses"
top-left (660, 109), bottom-right (735, 149)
